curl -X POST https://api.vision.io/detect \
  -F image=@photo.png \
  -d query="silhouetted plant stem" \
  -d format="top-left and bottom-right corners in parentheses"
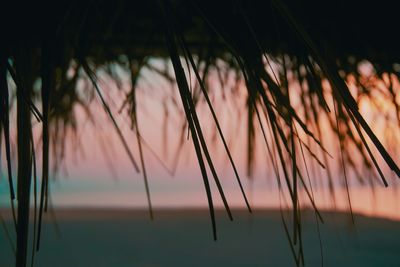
top-left (15, 47), bottom-right (33, 267)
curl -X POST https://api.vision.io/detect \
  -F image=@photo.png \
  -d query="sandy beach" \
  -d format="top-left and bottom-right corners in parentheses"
top-left (1, 208), bottom-right (399, 267)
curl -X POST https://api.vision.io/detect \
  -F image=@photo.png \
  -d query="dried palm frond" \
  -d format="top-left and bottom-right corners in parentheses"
top-left (1, 1), bottom-right (400, 266)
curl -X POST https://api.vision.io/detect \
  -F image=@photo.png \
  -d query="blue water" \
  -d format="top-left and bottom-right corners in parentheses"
top-left (1, 209), bottom-right (400, 267)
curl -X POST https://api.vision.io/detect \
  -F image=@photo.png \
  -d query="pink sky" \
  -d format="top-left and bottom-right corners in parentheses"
top-left (1, 59), bottom-right (400, 221)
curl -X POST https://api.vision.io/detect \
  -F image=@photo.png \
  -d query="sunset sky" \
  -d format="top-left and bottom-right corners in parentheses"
top-left (1, 59), bottom-right (400, 221)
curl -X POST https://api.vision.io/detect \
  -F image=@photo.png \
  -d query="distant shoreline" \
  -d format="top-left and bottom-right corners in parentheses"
top-left (1, 207), bottom-right (398, 222)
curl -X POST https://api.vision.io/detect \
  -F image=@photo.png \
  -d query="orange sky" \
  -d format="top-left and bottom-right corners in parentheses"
top-left (1, 60), bottom-right (400, 221)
